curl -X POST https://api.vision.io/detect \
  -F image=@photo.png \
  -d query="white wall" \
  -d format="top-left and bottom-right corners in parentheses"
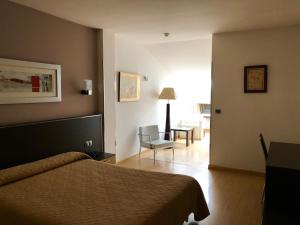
top-left (115, 35), bottom-right (167, 162)
top-left (102, 30), bottom-right (116, 154)
top-left (211, 26), bottom-right (300, 172)
top-left (146, 39), bottom-right (212, 127)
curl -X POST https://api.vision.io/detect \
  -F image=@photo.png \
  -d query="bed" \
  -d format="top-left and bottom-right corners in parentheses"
top-left (0, 115), bottom-right (209, 225)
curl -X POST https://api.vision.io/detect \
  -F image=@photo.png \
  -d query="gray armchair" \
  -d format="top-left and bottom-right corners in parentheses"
top-left (138, 125), bottom-right (174, 163)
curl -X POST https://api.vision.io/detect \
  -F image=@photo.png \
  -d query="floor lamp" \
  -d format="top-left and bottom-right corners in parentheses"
top-left (159, 87), bottom-right (176, 140)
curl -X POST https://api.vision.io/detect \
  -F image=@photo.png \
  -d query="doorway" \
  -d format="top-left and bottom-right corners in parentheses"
top-left (141, 38), bottom-right (212, 167)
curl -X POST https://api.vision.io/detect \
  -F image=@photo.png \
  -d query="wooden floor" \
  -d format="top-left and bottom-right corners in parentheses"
top-left (118, 135), bottom-right (264, 225)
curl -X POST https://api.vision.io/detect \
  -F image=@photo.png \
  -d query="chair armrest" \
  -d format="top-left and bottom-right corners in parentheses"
top-left (159, 131), bottom-right (171, 134)
top-left (158, 131), bottom-right (173, 141)
top-left (138, 133), bottom-right (152, 142)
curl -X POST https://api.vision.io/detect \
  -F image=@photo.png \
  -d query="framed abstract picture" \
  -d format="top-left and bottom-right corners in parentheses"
top-left (244, 65), bottom-right (268, 93)
top-left (118, 72), bottom-right (140, 102)
top-left (0, 58), bottom-right (61, 104)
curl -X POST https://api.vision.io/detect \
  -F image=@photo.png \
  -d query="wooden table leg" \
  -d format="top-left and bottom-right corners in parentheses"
top-left (191, 128), bottom-right (194, 144)
top-left (173, 130), bottom-right (177, 141)
top-left (186, 131), bottom-right (189, 146)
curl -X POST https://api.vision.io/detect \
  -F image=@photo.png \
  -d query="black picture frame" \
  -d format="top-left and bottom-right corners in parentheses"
top-left (244, 65), bottom-right (268, 93)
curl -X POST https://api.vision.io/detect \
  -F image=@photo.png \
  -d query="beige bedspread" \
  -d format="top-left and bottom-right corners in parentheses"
top-left (0, 152), bottom-right (209, 225)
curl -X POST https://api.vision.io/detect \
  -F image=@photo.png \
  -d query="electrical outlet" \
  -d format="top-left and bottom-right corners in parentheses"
top-left (84, 141), bottom-right (90, 148)
top-left (84, 140), bottom-right (93, 148)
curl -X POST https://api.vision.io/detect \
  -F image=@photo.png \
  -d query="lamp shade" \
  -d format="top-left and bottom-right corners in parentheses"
top-left (158, 87), bottom-right (176, 100)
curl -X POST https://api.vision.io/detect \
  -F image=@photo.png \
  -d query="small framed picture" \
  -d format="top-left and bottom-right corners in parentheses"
top-left (118, 72), bottom-right (140, 102)
top-left (0, 58), bottom-right (61, 104)
top-left (244, 65), bottom-right (268, 93)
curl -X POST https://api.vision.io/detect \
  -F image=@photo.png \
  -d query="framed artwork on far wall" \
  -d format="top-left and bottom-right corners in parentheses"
top-left (244, 65), bottom-right (268, 93)
top-left (118, 72), bottom-right (140, 102)
top-left (0, 58), bottom-right (61, 104)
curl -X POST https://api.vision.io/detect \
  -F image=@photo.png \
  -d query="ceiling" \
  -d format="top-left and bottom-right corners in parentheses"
top-left (11, 0), bottom-right (300, 44)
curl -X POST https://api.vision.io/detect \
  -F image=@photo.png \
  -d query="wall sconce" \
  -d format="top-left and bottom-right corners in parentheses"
top-left (81, 80), bottom-right (92, 95)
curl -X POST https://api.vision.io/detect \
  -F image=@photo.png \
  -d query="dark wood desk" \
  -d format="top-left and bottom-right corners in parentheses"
top-left (171, 127), bottom-right (194, 146)
top-left (263, 142), bottom-right (300, 225)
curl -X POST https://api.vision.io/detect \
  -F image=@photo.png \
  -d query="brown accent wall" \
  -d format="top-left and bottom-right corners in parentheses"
top-left (0, 0), bottom-right (102, 125)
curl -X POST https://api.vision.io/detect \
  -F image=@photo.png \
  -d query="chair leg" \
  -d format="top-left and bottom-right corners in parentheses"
top-left (154, 150), bottom-right (156, 164)
top-left (172, 147), bottom-right (174, 160)
top-left (139, 146), bottom-right (142, 157)
top-left (261, 185), bottom-right (265, 204)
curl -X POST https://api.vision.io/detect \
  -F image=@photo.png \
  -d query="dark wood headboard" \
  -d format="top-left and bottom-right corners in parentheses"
top-left (0, 114), bottom-right (103, 170)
